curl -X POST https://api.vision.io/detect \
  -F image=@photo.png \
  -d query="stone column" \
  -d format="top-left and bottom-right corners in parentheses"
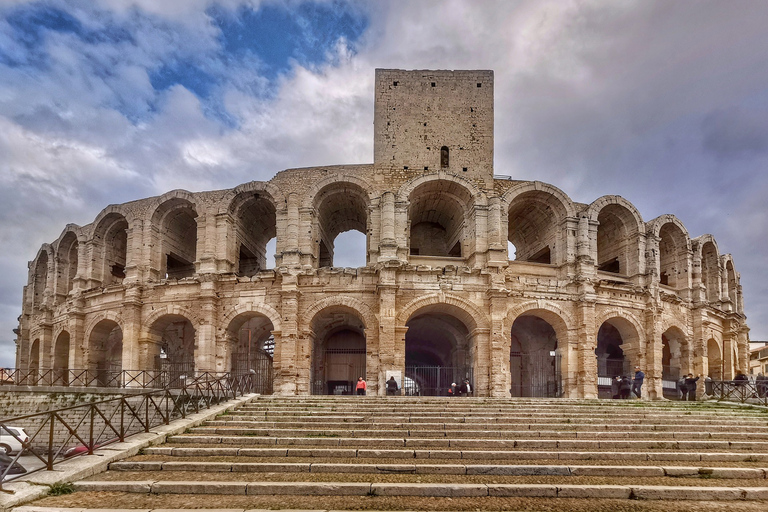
top-left (487, 284), bottom-right (510, 397)
top-left (120, 286), bottom-right (144, 384)
top-left (377, 271), bottom-right (398, 395)
top-left (643, 302), bottom-right (663, 400)
top-left (470, 327), bottom-right (491, 396)
top-left (194, 280), bottom-right (219, 374)
top-left (278, 277), bottom-right (300, 395)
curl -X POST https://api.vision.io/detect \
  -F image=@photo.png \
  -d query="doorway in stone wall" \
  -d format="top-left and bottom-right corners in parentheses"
top-left (404, 308), bottom-right (473, 396)
top-left (509, 315), bottom-right (561, 397)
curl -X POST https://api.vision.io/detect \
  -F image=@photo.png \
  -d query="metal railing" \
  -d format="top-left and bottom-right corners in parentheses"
top-left (710, 379), bottom-right (768, 405)
top-left (0, 372), bottom-right (254, 489)
top-left (0, 368), bottom-right (257, 389)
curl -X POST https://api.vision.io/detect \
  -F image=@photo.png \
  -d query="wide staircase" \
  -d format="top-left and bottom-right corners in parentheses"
top-left (24, 396), bottom-right (768, 511)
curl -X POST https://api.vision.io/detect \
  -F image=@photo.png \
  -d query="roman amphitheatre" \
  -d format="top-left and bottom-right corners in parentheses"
top-left (15, 69), bottom-right (749, 399)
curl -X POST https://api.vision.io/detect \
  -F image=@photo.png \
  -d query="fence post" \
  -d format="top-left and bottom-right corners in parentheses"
top-left (47, 412), bottom-right (55, 470)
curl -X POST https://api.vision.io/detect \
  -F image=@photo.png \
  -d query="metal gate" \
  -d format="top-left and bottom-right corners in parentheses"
top-left (312, 348), bottom-right (366, 395)
top-left (509, 352), bottom-right (561, 397)
top-left (404, 366), bottom-right (473, 396)
top-left (232, 349), bottom-right (273, 395)
top-left (597, 357), bottom-right (628, 398)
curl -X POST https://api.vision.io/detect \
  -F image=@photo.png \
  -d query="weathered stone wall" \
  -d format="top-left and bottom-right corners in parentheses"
top-left (16, 69), bottom-right (750, 400)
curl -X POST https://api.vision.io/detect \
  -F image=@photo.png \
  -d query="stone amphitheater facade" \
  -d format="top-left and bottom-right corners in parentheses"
top-left (16, 69), bottom-right (749, 398)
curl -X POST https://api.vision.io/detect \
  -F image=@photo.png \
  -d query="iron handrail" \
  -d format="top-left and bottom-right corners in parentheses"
top-left (0, 372), bottom-right (254, 489)
top-left (710, 379), bottom-right (768, 405)
top-left (0, 368), bottom-right (243, 389)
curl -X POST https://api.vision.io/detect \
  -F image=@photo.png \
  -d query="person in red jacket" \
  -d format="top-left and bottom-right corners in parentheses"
top-left (355, 377), bottom-right (366, 395)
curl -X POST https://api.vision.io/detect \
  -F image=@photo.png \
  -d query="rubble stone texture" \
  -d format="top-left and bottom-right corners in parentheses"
top-left (16, 69), bottom-right (749, 398)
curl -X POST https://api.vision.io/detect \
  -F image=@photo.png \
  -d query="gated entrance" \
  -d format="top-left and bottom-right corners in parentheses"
top-left (404, 366), bottom-right (474, 396)
top-left (509, 351), bottom-right (561, 397)
top-left (312, 347), bottom-right (366, 395)
top-left (231, 348), bottom-right (273, 395)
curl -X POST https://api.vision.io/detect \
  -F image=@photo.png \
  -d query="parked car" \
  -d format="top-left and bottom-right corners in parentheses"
top-left (0, 451), bottom-right (26, 477)
top-left (0, 426), bottom-right (29, 455)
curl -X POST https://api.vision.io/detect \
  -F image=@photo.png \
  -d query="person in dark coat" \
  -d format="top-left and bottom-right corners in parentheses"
top-left (459, 379), bottom-right (472, 397)
top-left (756, 373), bottom-right (768, 398)
top-left (683, 373), bottom-right (700, 401)
top-left (632, 367), bottom-right (645, 398)
top-left (386, 376), bottom-right (399, 396)
top-left (619, 376), bottom-right (632, 399)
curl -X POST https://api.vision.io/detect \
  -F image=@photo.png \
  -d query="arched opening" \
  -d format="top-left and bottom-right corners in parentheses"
top-left (726, 260), bottom-right (738, 306)
top-left (658, 223), bottom-right (688, 288)
top-left (700, 241), bottom-right (719, 303)
top-left (404, 305), bottom-right (474, 396)
top-left (226, 313), bottom-right (274, 395)
top-left (331, 230), bottom-right (367, 267)
top-left (57, 233), bottom-right (79, 297)
top-left (408, 180), bottom-right (471, 258)
top-left (29, 338), bottom-right (40, 378)
top-left (597, 204), bottom-right (639, 276)
top-left (310, 307), bottom-right (366, 395)
top-left (707, 338), bottom-right (722, 380)
top-left (88, 320), bottom-right (123, 386)
top-left (152, 200), bottom-right (197, 280)
top-left (53, 331), bottom-right (70, 385)
top-left (507, 191), bottom-right (567, 265)
top-left (509, 315), bottom-right (560, 397)
top-left (33, 252), bottom-right (49, 307)
top-left (440, 146), bottom-right (449, 168)
top-left (232, 193), bottom-right (277, 277)
top-left (148, 315), bottom-right (196, 387)
top-left (595, 318), bottom-right (637, 397)
top-left (94, 213), bottom-right (129, 286)
top-left (661, 327), bottom-right (688, 398)
top-left (314, 183), bottom-right (369, 268)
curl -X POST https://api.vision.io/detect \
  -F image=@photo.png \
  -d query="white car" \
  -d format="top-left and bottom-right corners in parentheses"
top-left (0, 426), bottom-right (29, 455)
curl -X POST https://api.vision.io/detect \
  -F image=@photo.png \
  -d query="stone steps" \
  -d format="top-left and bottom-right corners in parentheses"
top-left (26, 396), bottom-right (768, 508)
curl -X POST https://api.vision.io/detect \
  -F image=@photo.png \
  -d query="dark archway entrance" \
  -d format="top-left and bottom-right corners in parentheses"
top-left (509, 315), bottom-right (560, 397)
top-left (310, 307), bottom-right (366, 395)
top-left (88, 320), bottom-right (123, 386)
top-left (404, 309), bottom-right (473, 396)
top-left (227, 313), bottom-right (274, 395)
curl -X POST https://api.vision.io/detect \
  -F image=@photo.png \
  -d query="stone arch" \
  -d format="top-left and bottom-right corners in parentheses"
top-left (594, 308), bottom-right (644, 395)
top-left (504, 300), bottom-right (574, 338)
top-left (308, 177), bottom-right (373, 268)
top-left (91, 211), bottom-right (130, 286)
top-left (226, 184), bottom-right (280, 276)
top-left (304, 295), bottom-right (377, 333)
top-left (54, 228), bottom-right (81, 297)
top-left (502, 183), bottom-right (575, 265)
top-left (707, 337), bottom-right (723, 379)
top-left (142, 308), bottom-right (198, 380)
top-left (398, 173), bottom-right (486, 260)
top-left (220, 303), bottom-right (283, 335)
top-left (86, 318), bottom-right (124, 383)
top-left (587, 196), bottom-right (644, 277)
top-left (222, 309), bottom-right (276, 394)
top-left (149, 192), bottom-right (200, 280)
top-left (396, 171), bottom-right (486, 205)
top-left (29, 338), bottom-right (41, 373)
top-left (694, 235), bottom-right (720, 303)
top-left (31, 245), bottom-right (53, 308)
top-left (397, 293), bottom-right (489, 332)
top-left (721, 255), bottom-right (739, 308)
top-left (661, 325), bottom-right (690, 391)
top-left (648, 215), bottom-right (691, 289)
top-left (306, 297), bottom-right (371, 395)
top-left (83, 310), bottom-right (123, 341)
top-left (504, 301), bottom-right (571, 398)
top-left (53, 330), bottom-right (71, 384)
top-left (222, 181), bottom-right (287, 215)
top-left (141, 304), bottom-right (201, 335)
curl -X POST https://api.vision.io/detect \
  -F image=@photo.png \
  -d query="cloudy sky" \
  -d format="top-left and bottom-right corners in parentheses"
top-left (2, 0), bottom-right (768, 367)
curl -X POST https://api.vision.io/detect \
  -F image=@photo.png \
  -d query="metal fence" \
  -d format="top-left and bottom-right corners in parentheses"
top-left (710, 379), bottom-right (768, 405)
top-left (510, 352), bottom-right (562, 398)
top-left (0, 366), bottom-right (273, 391)
top-left (0, 372), bottom-right (255, 489)
top-left (403, 366), bottom-right (473, 396)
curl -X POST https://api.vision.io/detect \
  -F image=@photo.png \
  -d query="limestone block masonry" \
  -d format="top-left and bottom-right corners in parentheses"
top-left (16, 69), bottom-right (749, 398)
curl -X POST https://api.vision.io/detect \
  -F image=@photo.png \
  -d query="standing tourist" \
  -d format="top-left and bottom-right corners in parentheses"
top-left (632, 366), bottom-right (645, 398)
top-left (683, 373), bottom-right (700, 401)
top-left (355, 377), bottom-right (366, 395)
top-left (386, 376), bottom-right (399, 396)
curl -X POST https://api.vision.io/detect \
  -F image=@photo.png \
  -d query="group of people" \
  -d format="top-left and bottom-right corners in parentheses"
top-left (612, 367), bottom-right (645, 399)
top-left (677, 373), bottom-right (701, 401)
top-left (447, 379), bottom-right (472, 397)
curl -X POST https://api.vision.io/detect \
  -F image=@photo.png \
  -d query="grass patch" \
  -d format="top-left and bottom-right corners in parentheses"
top-left (48, 483), bottom-right (75, 496)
